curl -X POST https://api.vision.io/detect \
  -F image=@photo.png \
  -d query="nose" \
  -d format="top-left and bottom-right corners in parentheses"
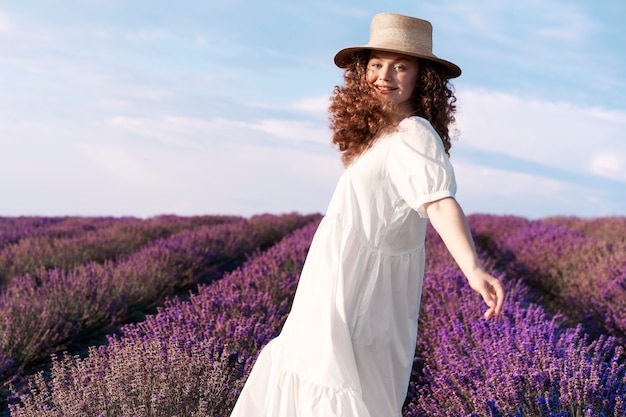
top-left (377, 65), bottom-right (392, 81)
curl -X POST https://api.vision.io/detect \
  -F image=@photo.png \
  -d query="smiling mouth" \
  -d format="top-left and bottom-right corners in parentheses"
top-left (375, 85), bottom-right (397, 93)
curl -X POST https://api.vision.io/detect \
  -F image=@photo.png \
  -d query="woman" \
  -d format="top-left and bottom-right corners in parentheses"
top-left (230, 12), bottom-right (504, 417)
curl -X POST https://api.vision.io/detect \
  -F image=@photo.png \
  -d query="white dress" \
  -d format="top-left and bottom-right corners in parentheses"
top-left (230, 116), bottom-right (457, 417)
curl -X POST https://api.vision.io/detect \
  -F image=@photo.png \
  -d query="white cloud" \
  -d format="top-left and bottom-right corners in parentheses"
top-left (109, 116), bottom-right (211, 149)
top-left (436, 2), bottom-right (510, 44)
top-left (237, 119), bottom-right (331, 145)
top-left (76, 144), bottom-right (172, 189)
top-left (196, 35), bottom-right (207, 46)
top-left (441, 0), bottom-right (595, 47)
top-left (121, 86), bottom-right (173, 101)
top-left (109, 115), bottom-right (332, 148)
top-left (455, 87), bottom-right (626, 182)
top-left (0, 0), bottom-right (623, 219)
top-left (0, 8), bottom-right (53, 42)
top-left (0, 10), bottom-right (12, 35)
top-left (532, 2), bottom-right (596, 41)
top-left (453, 159), bottom-right (622, 218)
top-left (590, 152), bottom-right (625, 180)
top-left (292, 96), bottom-right (330, 113)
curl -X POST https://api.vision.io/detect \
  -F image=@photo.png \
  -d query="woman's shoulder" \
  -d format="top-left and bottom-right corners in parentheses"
top-left (390, 116), bottom-right (447, 156)
top-left (399, 116), bottom-right (438, 136)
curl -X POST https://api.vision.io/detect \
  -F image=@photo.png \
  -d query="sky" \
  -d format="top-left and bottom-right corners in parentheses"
top-left (0, 0), bottom-right (624, 219)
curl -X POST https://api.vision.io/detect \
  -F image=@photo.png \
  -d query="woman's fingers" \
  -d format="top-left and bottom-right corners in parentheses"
top-left (493, 281), bottom-right (505, 316)
top-left (481, 279), bottom-right (504, 320)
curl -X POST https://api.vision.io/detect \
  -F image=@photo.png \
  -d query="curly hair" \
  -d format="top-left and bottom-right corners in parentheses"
top-left (329, 52), bottom-right (458, 166)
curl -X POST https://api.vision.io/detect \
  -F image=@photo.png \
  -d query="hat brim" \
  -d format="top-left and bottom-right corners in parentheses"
top-left (334, 46), bottom-right (461, 79)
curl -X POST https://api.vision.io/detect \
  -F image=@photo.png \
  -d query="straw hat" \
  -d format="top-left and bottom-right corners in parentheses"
top-left (334, 12), bottom-right (461, 79)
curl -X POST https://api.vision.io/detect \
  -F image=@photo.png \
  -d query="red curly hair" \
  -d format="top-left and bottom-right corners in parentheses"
top-left (329, 51), bottom-right (457, 166)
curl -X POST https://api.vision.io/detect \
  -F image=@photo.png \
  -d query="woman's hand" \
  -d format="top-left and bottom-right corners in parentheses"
top-left (466, 270), bottom-right (505, 320)
top-left (425, 197), bottom-right (505, 319)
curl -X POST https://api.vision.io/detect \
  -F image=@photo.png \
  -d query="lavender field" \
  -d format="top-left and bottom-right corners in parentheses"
top-left (1, 213), bottom-right (625, 416)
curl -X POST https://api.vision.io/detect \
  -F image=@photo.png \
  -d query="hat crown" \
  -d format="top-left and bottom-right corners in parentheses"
top-left (333, 12), bottom-right (461, 78)
top-left (368, 13), bottom-right (433, 56)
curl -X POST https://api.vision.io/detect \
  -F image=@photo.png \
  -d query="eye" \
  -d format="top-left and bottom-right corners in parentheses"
top-left (394, 64), bottom-right (407, 71)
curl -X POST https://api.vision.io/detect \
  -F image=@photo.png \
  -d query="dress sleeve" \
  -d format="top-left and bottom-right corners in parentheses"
top-left (386, 116), bottom-right (457, 218)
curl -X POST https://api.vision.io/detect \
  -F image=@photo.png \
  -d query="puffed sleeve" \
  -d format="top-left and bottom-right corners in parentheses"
top-left (387, 116), bottom-right (457, 218)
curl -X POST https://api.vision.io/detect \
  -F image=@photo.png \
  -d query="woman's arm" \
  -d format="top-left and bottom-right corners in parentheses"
top-left (425, 197), bottom-right (505, 319)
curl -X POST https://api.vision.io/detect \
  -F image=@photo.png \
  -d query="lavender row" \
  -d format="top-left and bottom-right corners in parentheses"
top-left (467, 214), bottom-right (626, 342)
top-left (11, 215), bottom-right (626, 416)
top-left (1, 213), bottom-right (317, 410)
top-left (415, 220), bottom-right (625, 415)
top-left (0, 215), bottom-right (241, 286)
top-left (9, 221), bottom-right (319, 416)
top-left (544, 215), bottom-right (626, 244)
top-left (404, 267), bottom-right (625, 416)
top-left (0, 217), bottom-right (139, 250)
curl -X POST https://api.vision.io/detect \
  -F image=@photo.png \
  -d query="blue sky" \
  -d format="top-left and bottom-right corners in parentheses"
top-left (0, 0), bottom-right (624, 219)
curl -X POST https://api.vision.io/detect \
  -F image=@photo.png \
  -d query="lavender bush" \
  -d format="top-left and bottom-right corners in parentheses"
top-left (0, 215), bottom-right (240, 286)
top-left (544, 216), bottom-right (626, 244)
top-left (405, 268), bottom-right (625, 416)
top-left (468, 215), bottom-right (626, 342)
top-left (1, 213), bottom-right (317, 413)
top-left (0, 217), bottom-right (135, 250)
top-left (6, 214), bottom-right (626, 416)
top-left (9, 221), bottom-right (319, 416)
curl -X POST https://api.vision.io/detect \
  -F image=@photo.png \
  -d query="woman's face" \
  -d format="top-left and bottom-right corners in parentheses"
top-left (366, 51), bottom-right (419, 114)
